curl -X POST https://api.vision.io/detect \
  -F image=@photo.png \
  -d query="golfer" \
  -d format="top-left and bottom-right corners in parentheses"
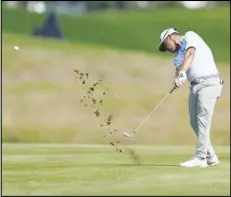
top-left (158, 28), bottom-right (224, 167)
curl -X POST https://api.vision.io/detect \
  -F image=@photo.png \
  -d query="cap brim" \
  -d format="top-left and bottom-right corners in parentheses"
top-left (158, 42), bottom-right (166, 52)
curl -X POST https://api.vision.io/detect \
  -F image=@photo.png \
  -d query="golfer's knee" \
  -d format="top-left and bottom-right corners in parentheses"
top-left (197, 115), bottom-right (210, 130)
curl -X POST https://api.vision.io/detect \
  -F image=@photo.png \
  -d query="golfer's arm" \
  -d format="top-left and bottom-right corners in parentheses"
top-left (180, 47), bottom-right (196, 72)
top-left (175, 69), bottom-right (179, 78)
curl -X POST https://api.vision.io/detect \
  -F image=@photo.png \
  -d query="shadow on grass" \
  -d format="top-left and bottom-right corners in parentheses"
top-left (55, 163), bottom-right (180, 168)
top-left (3, 163), bottom-right (181, 171)
top-left (116, 164), bottom-right (180, 167)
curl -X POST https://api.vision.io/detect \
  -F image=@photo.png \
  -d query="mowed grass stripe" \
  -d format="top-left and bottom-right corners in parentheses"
top-left (2, 144), bottom-right (230, 196)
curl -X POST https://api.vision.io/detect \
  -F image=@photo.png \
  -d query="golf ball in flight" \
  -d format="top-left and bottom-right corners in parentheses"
top-left (14, 46), bottom-right (19, 51)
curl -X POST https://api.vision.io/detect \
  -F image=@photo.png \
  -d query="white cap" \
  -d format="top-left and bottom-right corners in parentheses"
top-left (158, 28), bottom-right (179, 52)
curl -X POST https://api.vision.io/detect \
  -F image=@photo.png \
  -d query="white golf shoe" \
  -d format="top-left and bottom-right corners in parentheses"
top-left (180, 156), bottom-right (208, 168)
top-left (207, 155), bottom-right (220, 166)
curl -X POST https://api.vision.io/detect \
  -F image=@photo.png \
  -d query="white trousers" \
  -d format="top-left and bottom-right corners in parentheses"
top-left (189, 77), bottom-right (223, 159)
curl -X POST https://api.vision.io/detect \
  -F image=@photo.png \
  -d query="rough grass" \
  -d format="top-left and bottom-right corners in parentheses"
top-left (2, 144), bottom-right (230, 196)
top-left (2, 33), bottom-right (230, 145)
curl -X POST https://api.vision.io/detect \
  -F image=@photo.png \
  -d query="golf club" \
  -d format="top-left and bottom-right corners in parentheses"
top-left (122, 87), bottom-right (176, 138)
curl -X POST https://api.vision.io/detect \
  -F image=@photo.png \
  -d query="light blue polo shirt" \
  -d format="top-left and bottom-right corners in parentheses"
top-left (173, 37), bottom-right (186, 69)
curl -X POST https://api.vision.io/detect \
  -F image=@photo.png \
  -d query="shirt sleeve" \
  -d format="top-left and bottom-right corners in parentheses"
top-left (184, 31), bottom-right (198, 51)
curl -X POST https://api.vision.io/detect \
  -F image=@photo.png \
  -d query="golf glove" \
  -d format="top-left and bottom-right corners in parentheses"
top-left (177, 70), bottom-right (187, 84)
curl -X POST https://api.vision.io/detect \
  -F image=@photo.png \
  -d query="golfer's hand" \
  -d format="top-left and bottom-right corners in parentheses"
top-left (178, 71), bottom-right (187, 83)
top-left (173, 78), bottom-right (182, 88)
top-left (174, 71), bottom-right (187, 88)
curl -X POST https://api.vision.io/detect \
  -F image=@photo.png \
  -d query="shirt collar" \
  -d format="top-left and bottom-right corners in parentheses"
top-left (179, 36), bottom-right (185, 45)
top-left (175, 36), bottom-right (185, 52)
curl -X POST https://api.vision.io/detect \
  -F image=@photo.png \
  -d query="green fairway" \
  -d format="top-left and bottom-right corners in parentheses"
top-left (2, 144), bottom-right (230, 196)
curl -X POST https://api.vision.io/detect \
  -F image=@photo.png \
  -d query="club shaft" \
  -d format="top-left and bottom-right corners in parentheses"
top-left (133, 87), bottom-right (175, 133)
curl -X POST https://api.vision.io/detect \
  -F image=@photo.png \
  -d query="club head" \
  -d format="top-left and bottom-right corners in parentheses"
top-left (122, 132), bottom-right (134, 138)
